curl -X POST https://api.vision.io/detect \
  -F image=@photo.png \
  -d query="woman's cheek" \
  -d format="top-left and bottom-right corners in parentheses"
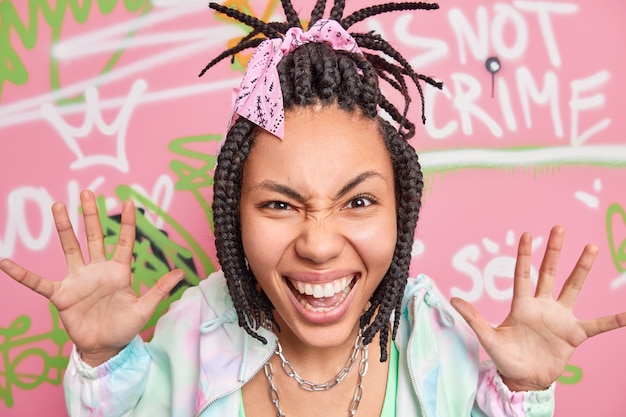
top-left (242, 220), bottom-right (293, 268)
top-left (346, 220), bottom-right (397, 264)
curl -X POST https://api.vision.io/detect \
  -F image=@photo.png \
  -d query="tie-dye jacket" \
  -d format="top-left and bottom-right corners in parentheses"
top-left (64, 271), bottom-right (555, 417)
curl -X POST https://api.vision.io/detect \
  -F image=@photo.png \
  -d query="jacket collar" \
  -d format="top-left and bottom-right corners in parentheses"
top-left (195, 272), bottom-right (277, 415)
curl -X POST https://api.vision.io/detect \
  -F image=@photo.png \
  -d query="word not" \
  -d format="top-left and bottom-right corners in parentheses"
top-left (392, 2), bottom-right (611, 144)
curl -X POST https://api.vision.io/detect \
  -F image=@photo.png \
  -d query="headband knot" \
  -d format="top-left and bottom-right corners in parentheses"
top-left (229, 19), bottom-right (362, 140)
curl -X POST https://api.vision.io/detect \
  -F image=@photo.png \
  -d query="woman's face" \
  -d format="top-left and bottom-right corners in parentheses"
top-left (239, 105), bottom-right (397, 349)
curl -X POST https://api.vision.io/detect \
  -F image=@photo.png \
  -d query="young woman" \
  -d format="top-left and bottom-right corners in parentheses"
top-left (1, 1), bottom-right (624, 416)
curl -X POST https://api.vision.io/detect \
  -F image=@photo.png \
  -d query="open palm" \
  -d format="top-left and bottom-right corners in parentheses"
top-left (0, 190), bottom-right (184, 366)
top-left (451, 226), bottom-right (626, 391)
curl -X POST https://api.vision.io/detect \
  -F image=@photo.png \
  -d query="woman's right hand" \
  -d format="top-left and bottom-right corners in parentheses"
top-left (0, 190), bottom-right (185, 366)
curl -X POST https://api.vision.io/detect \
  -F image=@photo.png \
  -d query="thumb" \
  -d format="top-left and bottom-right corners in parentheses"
top-left (450, 297), bottom-right (495, 348)
top-left (137, 269), bottom-right (186, 316)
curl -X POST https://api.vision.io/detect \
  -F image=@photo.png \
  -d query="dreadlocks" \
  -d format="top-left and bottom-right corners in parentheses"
top-left (202, 0), bottom-right (441, 362)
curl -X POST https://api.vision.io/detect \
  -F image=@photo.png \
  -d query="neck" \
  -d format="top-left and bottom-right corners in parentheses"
top-left (243, 322), bottom-right (390, 417)
top-left (272, 324), bottom-right (382, 382)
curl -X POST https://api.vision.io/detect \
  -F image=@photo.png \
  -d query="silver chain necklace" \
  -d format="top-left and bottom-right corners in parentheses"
top-left (263, 331), bottom-right (369, 417)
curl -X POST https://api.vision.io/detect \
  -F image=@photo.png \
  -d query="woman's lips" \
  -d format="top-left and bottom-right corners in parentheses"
top-left (286, 274), bottom-right (358, 313)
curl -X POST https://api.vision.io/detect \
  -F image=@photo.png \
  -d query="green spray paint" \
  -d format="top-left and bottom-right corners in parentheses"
top-left (607, 203), bottom-right (626, 274)
top-left (558, 364), bottom-right (583, 385)
top-left (0, 304), bottom-right (69, 407)
top-left (1, 132), bottom-right (221, 406)
top-left (0, 0), bottom-right (151, 102)
top-left (168, 134), bottom-right (221, 231)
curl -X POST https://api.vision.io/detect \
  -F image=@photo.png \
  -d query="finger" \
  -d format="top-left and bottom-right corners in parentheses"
top-left (581, 311), bottom-right (626, 338)
top-left (136, 269), bottom-right (186, 318)
top-left (534, 225), bottom-right (565, 298)
top-left (450, 297), bottom-right (495, 350)
top-left (557, 243), bottom-right (599, 308)
top-left (81, 190), bottom-right (107, 263)
top-left (0, 259), bottom-right (57, 299)
top-left (53, 201), bottom-right (85, 271)
top-left (512, 232), bottom-right (533, 301)
top-left (111, 200), bottom-right (137, 265)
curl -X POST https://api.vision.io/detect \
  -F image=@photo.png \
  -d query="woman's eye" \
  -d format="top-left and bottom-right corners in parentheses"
top-left (344, 196), bottom-right (375, 209)
top-left (264, 201), bottom-right (292, 210)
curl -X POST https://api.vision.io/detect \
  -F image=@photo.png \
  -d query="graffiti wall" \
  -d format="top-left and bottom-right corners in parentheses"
top-left (0, 0), bottom-right (624, 415)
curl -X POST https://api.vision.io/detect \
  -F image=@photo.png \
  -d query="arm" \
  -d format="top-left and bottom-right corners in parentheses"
top-left (473, 361), bottom-right (554, 417)
top-left (64, 336), bottom-right (151, 417)
top-left (0, 190), bottom-right (185, 415)
top-left (63, 282), bottom-right (206, 417)
top-left (454, 226), bottom-right (626, 412)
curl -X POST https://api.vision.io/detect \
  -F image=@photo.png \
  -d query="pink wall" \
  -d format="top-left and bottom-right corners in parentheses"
top-left (1, 0), bottom-right (625, 415)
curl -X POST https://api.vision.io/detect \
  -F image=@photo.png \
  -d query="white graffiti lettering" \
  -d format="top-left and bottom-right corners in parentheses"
top-left (41, 80), bottom-right (147, 172)
top-left (0, 179), bottom-right (102, 257)
top-left (450, 231), bottom-right (542, 302)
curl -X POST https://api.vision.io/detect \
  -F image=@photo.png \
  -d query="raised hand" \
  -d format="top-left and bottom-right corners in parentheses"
top-left (0, 190), bottom-right (185, 366)
top-left (451, 225), bottom-right (626, 391)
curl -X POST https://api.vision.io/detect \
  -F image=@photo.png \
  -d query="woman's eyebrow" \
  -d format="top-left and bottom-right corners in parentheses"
top-left (254, 181), bottom-right (306, 203)
top-left (254, 170), bottom-right (386, 202)
top-left (334, 171), bottom-right (386, 200)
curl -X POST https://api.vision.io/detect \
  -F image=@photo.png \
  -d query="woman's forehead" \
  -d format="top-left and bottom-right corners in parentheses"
top-left (251, 107), bottom-right (387, 160)
top-left (242, 106), bottom-right (393, 190)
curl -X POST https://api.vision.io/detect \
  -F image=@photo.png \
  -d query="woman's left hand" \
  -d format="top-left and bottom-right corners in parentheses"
top-left (450, 225), bottom-right (626, 391)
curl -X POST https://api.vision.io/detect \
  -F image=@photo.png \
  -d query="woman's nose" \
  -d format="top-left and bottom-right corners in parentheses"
top-left (294, 218), bottom-right (344, 264)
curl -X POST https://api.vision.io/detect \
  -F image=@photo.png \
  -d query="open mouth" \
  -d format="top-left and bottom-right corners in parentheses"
top-left (286, 275), bottom-right (358, 313)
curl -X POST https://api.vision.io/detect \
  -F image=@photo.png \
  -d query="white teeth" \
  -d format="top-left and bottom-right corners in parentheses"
top-left (313, 285), bottom-right (324, 298)
top-left (291, 276), bottom-right (353, 299)
top-left (323, 283), bottom-right (334, 297)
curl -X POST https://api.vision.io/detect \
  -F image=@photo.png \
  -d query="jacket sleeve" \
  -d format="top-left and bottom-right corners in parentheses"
top-left (64, 336), bottom-right (151, 417)
top-left (63, 282), bottom-right (207, 417)
top-left (472, 361), bottom-right (555, 417)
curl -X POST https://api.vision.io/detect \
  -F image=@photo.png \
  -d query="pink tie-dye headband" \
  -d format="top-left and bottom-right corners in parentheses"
top-left (228, 19), bottom-right (362, 140)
